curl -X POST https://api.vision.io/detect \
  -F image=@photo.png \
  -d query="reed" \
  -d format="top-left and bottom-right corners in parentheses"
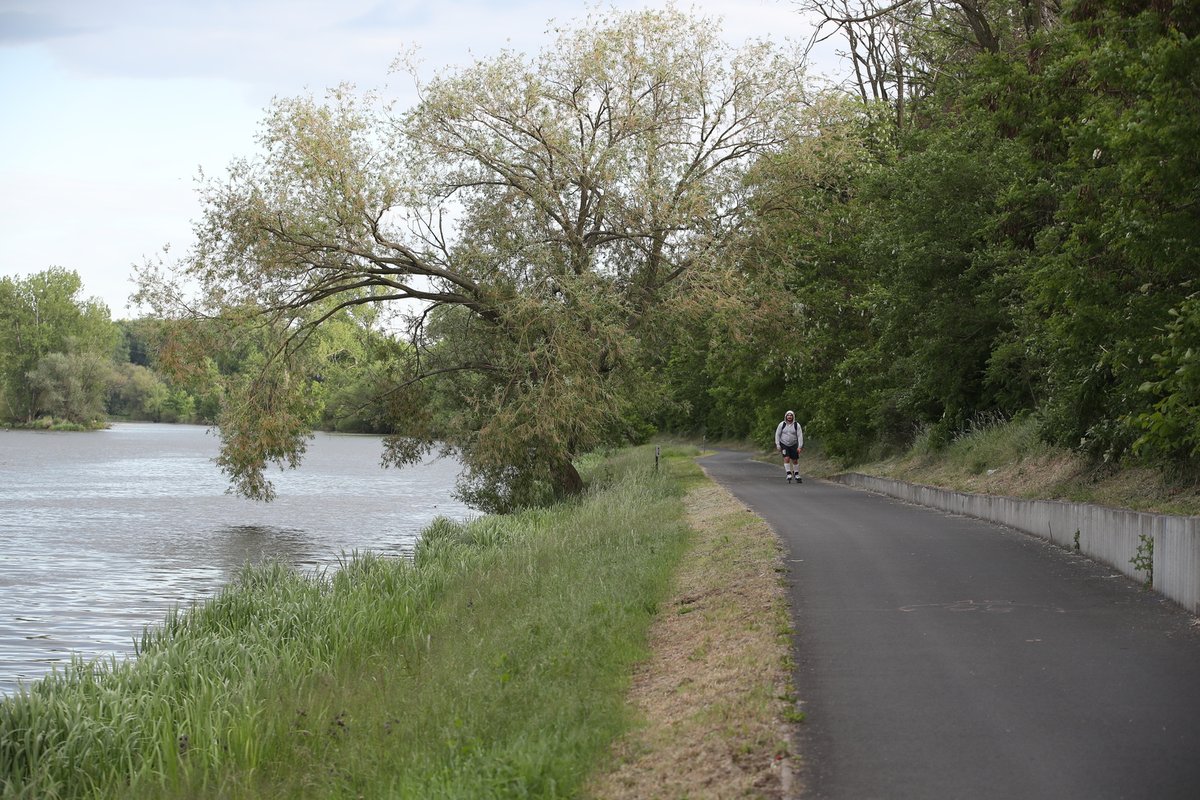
top-left (0, 446), bottom-right (691, 799)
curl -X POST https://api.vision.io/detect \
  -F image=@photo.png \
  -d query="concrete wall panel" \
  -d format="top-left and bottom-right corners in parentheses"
top-left (833, 473), bottom-right (1200, 615)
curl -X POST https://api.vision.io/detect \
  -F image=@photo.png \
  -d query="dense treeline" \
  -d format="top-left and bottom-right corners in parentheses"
top-left (7, 0), bottom-right (1196, 502)
top-left (655, 0), bottom-right (1200, 472)
top-left (0, 268), bottom-right (403, 432)
top-left (0, 268), bottom-right (122, 428)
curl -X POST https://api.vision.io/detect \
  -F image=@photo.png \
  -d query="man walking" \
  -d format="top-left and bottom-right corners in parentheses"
top-left (775, 410), bottom-right (804, 484)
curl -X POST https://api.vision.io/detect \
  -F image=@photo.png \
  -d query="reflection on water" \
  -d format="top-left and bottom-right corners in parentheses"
top-left (0, 423), bottom-right (471, 695)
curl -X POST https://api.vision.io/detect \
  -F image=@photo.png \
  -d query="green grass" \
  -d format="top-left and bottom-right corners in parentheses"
top-left (1, 446), bottom-right (694, 799)
top-left (829, 415), bottom-right (1200, 516)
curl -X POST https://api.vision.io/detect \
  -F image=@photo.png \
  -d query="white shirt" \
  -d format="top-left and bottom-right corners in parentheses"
top-left (775, 419), bottom-right (803, 448)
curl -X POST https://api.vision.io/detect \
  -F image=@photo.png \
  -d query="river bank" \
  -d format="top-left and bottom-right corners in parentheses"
top-left (0, 444), bottom-right (797, 799)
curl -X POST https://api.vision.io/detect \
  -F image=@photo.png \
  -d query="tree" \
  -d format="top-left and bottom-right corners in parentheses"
top-left (1019, 0), bottom-right (1200, 459)
top-left (26, 351), bottom-right (113, 426)
top-left (311, 309), bottom-right (410, 433)
top-left (762, 0), bottom-right (1198, 466)
top-left (1134, 292), bottom-right (1200, 464)
top-left (108, 362), bottom-right (169, 420)
top-left (0, 268), bottom-right (115, 424)
top-left (681, 37), bottom-right (903, 457)
top-left (138, 7), bottom-right (807, 508)
top-left (798, 0), bottom-right (1062, 127)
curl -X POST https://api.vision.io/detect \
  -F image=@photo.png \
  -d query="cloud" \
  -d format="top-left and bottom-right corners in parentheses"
top-left (2, 2), bottom-right (397, 95)
top-left (340, 2), bottom-right (436, 32)
top-left (0, 9), bottom-right (92, 44)
top-left (4, 1), bottom-right (830, 104)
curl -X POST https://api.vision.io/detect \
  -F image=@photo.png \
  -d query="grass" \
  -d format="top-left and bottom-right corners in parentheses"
top-left (1, 446), bottom-right (703, 799)
top-left (802, 414), bottom-right (1200, 517)
top-left (8, 417), bottom-right (103, 432)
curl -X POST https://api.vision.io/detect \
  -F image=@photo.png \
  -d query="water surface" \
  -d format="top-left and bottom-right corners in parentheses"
top-left (0, 423), bottom-right (470, 695)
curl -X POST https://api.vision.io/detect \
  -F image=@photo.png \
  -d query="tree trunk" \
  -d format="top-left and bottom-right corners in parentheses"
top-left (956, 0), bottom-right (1000, 53)
top-left (552, 455), bottom-right (584, 498)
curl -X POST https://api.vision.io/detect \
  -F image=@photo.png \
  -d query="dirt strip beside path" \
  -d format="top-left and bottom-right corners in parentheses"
top-left (586, 480), bottom-right (802, 799)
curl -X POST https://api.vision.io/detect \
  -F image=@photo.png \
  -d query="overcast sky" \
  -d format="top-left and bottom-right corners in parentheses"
top-left (0, 0), bottom-right (840, 317)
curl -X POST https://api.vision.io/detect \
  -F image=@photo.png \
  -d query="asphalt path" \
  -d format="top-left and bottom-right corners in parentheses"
top-left (698, 449), bottom-right (1200, 800)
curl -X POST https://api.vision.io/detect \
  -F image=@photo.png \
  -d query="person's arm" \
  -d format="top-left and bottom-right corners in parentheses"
top-left (797, 424), bottom-right (804, 450)
top-left (775, 422), bottom-right (783, 450)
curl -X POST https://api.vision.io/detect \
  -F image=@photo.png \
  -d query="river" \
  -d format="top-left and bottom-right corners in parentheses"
top-left (0, 422), bottom-right (471, 696)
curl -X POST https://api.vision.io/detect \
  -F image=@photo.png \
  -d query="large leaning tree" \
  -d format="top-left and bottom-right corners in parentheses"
top-left (137, 7), bottom-right (806, 510)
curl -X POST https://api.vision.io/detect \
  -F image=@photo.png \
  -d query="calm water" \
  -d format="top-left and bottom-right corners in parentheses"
top-left (0, 423), bottom-right (471, 695)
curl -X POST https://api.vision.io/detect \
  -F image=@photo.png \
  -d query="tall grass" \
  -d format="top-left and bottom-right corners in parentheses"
top-left (906, 413), bottom-right (1046, 475)
top-left (1, 447), bottom-right (692, 799)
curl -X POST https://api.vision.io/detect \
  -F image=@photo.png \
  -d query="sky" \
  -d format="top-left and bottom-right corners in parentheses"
top-left (0, 0), bottom-right (841, 317)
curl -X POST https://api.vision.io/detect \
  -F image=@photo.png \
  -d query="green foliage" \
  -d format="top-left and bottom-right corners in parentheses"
top-left (652, 95), bottom-right (889, 451)
top-left (25, 352), bottom-right (113, 427)
top-left (677, 0), bottom-right (1200, 473)
top-left (137, 7), bottom-right (806, 507)
top-left (311, 311), bottom-right (407, 434)
top-left (0, 269), bottom-right (223, 426)
top-left (930, 412), bottom-right (1047, 476)
top-left (107, 363), bottom-right (167, 419)
top-left (1015, 2), bottom-right (1199, 459)
top-left (106, 364), bottom-right (205, 424)
top-left (860, 125), bottom-right (1029, 435)
top-left (1134, 291), bottom-right (1200, 462)
top-left (0, 268), bottom-right (118, 425)
top-left (214, 351), bottom-right (321, 502)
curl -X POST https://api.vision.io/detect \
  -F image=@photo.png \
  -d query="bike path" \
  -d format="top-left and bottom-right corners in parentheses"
top-left (697, 449), bottom-right (1200, 800)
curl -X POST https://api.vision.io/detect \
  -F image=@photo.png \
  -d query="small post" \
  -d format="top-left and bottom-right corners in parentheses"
top-left (655, 445), bottom-right (661, 471)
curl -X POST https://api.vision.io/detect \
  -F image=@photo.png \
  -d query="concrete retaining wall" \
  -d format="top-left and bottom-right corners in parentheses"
top-left (832, 473), bottom-right (1200, 615)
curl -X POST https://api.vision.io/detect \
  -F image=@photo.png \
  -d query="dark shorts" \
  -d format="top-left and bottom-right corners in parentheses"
top-left (781, 444), bottom-right (799, 460)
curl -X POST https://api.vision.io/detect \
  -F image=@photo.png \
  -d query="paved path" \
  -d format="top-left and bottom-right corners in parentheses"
top-left (698, 450), bottom-right (1200, 800)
